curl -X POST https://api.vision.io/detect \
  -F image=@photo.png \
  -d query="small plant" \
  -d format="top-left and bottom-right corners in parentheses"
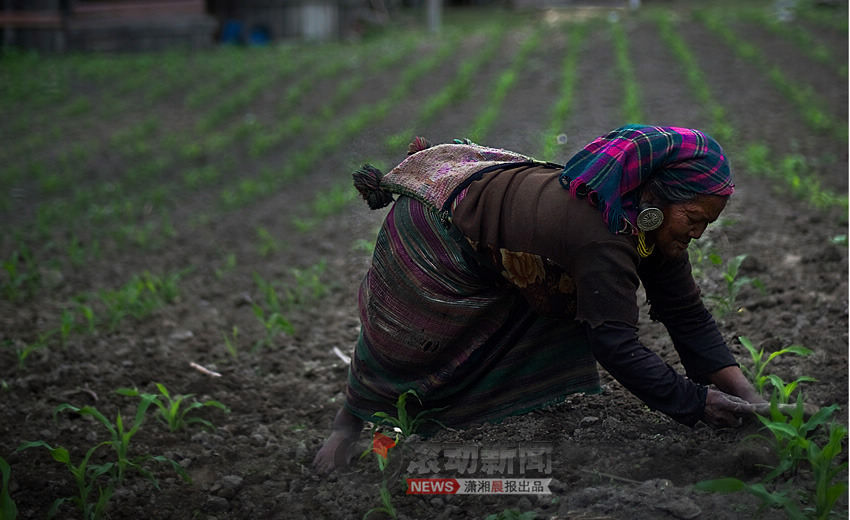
top-left (6, 330), bottom-right (55, 369)
top-left (370, 389), bottom-right (446, 439)
top-left (251, 304), bottom-right (294, 351)
top-left (705, 254), bottom-right (763, 317)
top-left (0, 456), bottom-right (17, 520)
top-left (738, 336), bottom-right (813, 396)
top-left (256, 227), bottom-right (281, 257)
top-left (1, 246), bottom-right (40, 302)
top-left (16, 440), bottom-right (114, 520)
top-left (54, 396), bottom-right (187, 485)
top-left (215, 252), bottom-right (237, 279)
top-left (696, 398), bottom-right (847, 519)
top-left (485, 510), bottom-right (537, 520)
top-left (361, 389), bottom-right (445, 520)
top-left (362, 432), bottom-right (399, 520)
top-left (223, 325), bottom-right (240, 359)
top-left (99, 270), bottom-right (182, 331)
top-left (284, 260), bottom-right (329, 307)
top-left (765, 374), bottom-right (818, 405)
top-left (118, 384), bottom-right (229, 432)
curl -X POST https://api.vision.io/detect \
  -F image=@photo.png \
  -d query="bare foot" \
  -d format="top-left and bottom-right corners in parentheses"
top-left (313, 406), bottom-right (364, 474)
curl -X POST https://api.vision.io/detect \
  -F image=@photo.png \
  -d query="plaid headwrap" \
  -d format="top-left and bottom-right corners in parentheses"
top-left (559, 125), bottom-right (734, 235)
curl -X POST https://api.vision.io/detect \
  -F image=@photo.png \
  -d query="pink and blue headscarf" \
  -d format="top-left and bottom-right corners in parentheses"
top-left (559, 125), bottom-right (734, 235)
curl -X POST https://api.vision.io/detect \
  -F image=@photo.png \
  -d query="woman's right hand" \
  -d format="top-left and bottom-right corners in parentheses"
top-left (703, 388), bottom-right (758, 427)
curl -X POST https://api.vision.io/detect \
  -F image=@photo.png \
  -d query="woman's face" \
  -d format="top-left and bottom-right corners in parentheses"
top-left (650, 195), bottom-right (728, 259)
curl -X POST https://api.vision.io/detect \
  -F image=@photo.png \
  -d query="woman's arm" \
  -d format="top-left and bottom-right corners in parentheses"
top-left (707, 365), bottom-right (765, 404)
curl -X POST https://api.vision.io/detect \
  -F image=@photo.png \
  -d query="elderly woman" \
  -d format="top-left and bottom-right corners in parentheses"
top-left (314, 125), bottom-right (762, 473)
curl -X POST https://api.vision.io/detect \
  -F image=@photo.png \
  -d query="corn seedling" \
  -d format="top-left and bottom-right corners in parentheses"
top-left (765, 374), bottom-right (818, 405)
top-left (0, 456), bottom-right (17, 520)
top-left (697, 397), bottom-right (847, 519)
top-left (215, 252), bottom-right (237, 279)
top-left (6, 330), bottom-right (55, 369)
top-left (54, 396), bottom-right (187, 485)
top-left (99, 271), bottom-right (182, 331)
top-left (256, 227), bottom-right (281, 257)
top-left (16, 440), bottom-right (114, 520)
top-left (540, 22), bottom-right (586, 161)
top-left (223, 325), bottom-right (239, 359)
top-left (284, 260), bottom-right (330, 307)
top-left (251, 304), bottom-right (294, 351)
top-left (371, 389), bottom-right (446, 440)
top-left (754, 397), bottom-right (841, 482)
top-left (738, 336), bottom-right (813, 395)
top-left (361, 389), bottom-right (445, 520)
top-left (610, 19), bottom-right (644, 123)
top-left (687, 237), bottom-right (720, 280)
top-left (1, 246), bottom-right (40, 302)
top-left (705, 254), bottom-right (763, 317)
top-left (118, 384), bottom-right (229, 432)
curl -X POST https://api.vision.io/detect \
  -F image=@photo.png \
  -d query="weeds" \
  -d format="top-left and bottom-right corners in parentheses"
top-left (118, 384), bottom-right (229, 432)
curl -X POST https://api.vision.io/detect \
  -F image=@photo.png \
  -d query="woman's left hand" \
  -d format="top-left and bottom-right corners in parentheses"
top-left (703, 388), bottom-right (757, 427)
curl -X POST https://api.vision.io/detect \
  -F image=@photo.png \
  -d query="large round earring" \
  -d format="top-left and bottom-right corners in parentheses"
top-left (637, 207), bottom-right (664, 232)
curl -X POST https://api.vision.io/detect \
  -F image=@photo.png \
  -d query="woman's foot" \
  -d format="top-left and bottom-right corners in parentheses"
top-left (313, 406), bottom-right (364, 474)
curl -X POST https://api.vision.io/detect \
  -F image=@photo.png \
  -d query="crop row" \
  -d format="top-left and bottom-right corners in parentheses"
top-left (653, 9), bottom-right (847, 212)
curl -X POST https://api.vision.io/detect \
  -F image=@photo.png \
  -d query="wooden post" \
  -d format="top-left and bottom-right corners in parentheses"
top-left (426, 0), bottom-right (441, 34)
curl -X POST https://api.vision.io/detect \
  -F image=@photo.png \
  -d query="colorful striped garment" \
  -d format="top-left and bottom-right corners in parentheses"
top-left (345, 196), bottom-right (600, 430)
top-left (559, 125), bottom-right (734, 235)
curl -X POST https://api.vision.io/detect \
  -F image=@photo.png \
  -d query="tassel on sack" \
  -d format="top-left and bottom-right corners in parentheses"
top-left (407, 136), bottom-right (432, 155)
top-left (352, 164), bottom-right (395, 210)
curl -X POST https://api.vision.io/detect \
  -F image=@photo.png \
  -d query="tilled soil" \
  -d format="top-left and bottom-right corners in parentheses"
top-left (1, 5), bottom-right (847, 520)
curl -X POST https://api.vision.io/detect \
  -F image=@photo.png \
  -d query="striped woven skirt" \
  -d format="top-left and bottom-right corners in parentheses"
top-left (345, 196), bottom-right (600, 430)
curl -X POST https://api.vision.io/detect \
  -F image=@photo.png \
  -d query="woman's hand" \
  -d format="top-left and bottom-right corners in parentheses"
top-left (703, 388), bottom-right (757, 427)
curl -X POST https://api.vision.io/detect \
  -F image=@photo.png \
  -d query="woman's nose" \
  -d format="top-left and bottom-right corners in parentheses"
top-left (690, 222), bottom-right (708, 239)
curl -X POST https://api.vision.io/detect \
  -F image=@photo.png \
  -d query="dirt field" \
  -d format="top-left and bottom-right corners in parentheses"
top-left (0, 2), bottom-right (847, 519)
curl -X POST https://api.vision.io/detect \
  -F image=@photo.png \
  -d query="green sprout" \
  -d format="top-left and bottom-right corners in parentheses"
top-left (0, 456), bottom-right (17, 520)
top-left (738, 336), bottom-right (813, 396)
top-left (223, 325), bottom-right (240, 359)
top-left (705, 254), bottom-right (763, 317)
top-left (765, 374), bottom-right (818, 405)
top-left (53, 396), bottom-right (186, 485)
top-left (370, 389), bottom-right (446, 439)
top-left (256, 227), bottom-right (281, 257)
top-left (5, 330), bottom-right (55, 369)
top-left (696, 398), bottom-right (847, 519)
top-left (361, 390), bottom-right (447, 520)
top-left (118, 384), bottom-right (229, 432)
top-left (16, 440), bottom-right (114, 520)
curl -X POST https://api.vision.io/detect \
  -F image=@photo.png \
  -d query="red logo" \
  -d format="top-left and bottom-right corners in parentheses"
top-left (406, 478), bottom-right (460, 494)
